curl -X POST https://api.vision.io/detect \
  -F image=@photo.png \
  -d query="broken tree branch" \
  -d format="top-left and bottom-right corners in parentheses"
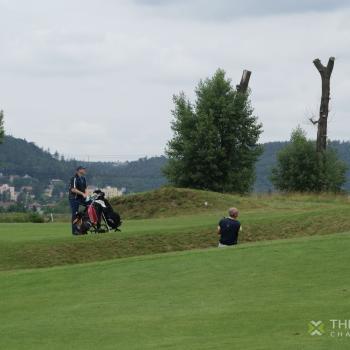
top-left (326, 56), bottom-right (335, 76)
top-left (236, 70), bottom-right (251, 93)
top-left (309, 117), bottom-right (319, 125)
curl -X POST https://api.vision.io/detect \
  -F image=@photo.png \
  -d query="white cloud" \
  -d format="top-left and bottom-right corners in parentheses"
top-left (0, 0), bottom-right (349, 160)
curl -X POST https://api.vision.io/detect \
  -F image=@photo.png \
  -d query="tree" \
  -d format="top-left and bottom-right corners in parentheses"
top-left (53, 151), bottom-right (60, 160)
top-left (164, 69), bottom-right (263, 193)
top-left (310, 57), bottom-right (335, 153)
top-left (0, 110), bottom-right (4, 144)
top-left (271, 127), bottom-right (347, 193)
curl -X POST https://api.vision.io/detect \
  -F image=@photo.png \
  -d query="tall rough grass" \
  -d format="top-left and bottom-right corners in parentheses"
top-left (0, 212), bottom-right (45, 223)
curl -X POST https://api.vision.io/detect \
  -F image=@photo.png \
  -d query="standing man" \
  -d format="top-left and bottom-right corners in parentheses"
top-left (217, 208), bottom-right (242, 247)
top-left (69, 166), bottom-right (88, 235)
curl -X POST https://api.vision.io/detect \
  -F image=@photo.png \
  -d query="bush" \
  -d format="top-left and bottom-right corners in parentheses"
top-left (28, 212), bottom-right (45, 223)
top-left (271, 128), bottom-right (347, 193)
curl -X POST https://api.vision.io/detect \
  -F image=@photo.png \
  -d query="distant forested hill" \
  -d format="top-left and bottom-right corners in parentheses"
top-left (0, 135), bottom-right (349, 193)
top-left (0, 135), bottom-right (167, 193)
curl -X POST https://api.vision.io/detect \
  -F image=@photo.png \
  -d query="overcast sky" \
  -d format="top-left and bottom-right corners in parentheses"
top-left (0, 0), bottom-right (349, 161)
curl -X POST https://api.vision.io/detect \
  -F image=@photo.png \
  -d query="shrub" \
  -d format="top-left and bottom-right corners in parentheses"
top-left (271, 127), bottom-right (347, 193)
top-left (28, 212), bottom-right (45, 223)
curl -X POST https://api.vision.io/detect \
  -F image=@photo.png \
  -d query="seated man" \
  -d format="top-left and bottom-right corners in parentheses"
top-left (217, 207), bottom-right (241, 247)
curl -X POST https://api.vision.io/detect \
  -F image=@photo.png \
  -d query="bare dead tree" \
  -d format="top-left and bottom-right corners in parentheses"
top-left (312, 57), bottom-right (335, 152)
top-left (236, 70), bottom-right (251, 93)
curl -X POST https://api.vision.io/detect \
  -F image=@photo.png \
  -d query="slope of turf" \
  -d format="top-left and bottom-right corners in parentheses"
top-left (110, 187), bottom-right (350, 219)
top-left (1, 192), bottom-right (350, 270)
top-left (1, 233), bottom-right (349, 350)
top-left (111, 187), bottom-right (252, 219)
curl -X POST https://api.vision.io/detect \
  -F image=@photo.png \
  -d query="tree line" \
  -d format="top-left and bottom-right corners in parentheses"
top-left (0, 135), bottom-right (167, 194)
top-left (1, 133), bottom-right (350, 196)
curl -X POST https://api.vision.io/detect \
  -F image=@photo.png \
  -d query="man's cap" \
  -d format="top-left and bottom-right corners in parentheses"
top-left (76, 166), bottom-right (86, 171)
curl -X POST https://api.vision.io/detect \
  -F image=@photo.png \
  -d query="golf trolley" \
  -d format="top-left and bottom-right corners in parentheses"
top-left (75, 190), bottom-right (122, 234)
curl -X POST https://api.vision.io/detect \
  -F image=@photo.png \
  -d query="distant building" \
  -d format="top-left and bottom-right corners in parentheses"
top-left (21, 186), bottom-right (33, 192)
top-left (44, 185), bottom-right (54, 198)
top-left (101, 186), bottom-right (124, 198)
top-left (86, 185), bottom-right (124, 198)
top-left (0, 184), bottom-right (17, 201)
top-left (51, 179), bottom-right (64, 185)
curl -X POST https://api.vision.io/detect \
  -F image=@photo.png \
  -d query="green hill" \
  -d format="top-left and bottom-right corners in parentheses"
top-left (0, 135), bottom-right (167, 193)
top-left (1, 135), bottom-right (350, 194)
top-left (110, 187), bottom-right (265, 219)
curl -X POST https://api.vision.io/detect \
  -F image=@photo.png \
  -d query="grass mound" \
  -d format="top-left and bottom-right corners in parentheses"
top-left (111, 187), bottom-right (265, 219)
top-left (110, 187), bottom-right (350, 219)
top-left (1, 233), bottom-right (349, 349)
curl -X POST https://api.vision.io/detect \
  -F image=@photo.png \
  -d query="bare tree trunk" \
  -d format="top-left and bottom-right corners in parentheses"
top-left (312, 57), bottom-right (335, 152)
top-left (236, 70), bottom-right (251, 93)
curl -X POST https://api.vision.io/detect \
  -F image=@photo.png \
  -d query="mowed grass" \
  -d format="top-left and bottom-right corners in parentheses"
top-left (1, 233), bottom-right (350, 350)
top-left (1, 191), bottom-right (350, 270)
top-left (1, 190), bottom-right (350, 349)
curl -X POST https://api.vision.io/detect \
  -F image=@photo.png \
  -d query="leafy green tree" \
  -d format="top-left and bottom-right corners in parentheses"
top-left (0, 110), bottom-right (4, 143)
top-left (271, 127), bottom-right (347, 192)
top-left (164, 69), bottom-right (262, 193)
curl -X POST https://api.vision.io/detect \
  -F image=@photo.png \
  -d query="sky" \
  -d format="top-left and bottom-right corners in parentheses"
top-left (0, 0), bottom-right (349, 161)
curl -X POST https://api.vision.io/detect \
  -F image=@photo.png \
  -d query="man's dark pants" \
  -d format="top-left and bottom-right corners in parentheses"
top-left (69, 197), bottom-right (85, 234)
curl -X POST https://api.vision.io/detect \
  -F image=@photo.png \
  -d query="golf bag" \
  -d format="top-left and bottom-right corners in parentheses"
top-left (76, 190), bottom-right (122, 234)
top-left (94, 190), bottom-right (122, 231)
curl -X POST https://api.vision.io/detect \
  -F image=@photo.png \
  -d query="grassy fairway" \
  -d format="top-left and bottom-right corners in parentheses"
top-left (1, 191), bottom-right (350, 270)
top-left (1, 233), bottom-right (350, 349)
